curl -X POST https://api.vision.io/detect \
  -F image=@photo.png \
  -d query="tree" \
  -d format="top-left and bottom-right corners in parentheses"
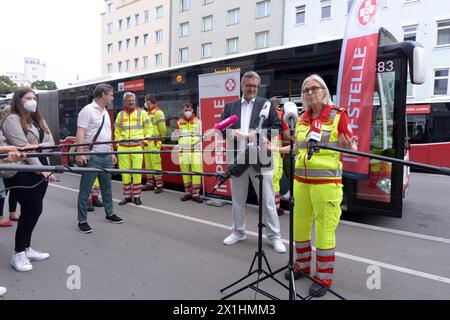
top-left (0, 75), bottom-right (18, 95)
top-left (31, 80), bottom-right (58, 90)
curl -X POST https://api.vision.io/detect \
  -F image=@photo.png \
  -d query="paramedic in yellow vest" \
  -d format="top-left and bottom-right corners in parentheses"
top-left (269, 97), bottom-right (290, 216)
top-left (142, 95), bottom-right (166, 194)
top-left (176, 103), bottom-right (203, 203)
top-left (114, 92), bottom-right (152, 206)
top-left (273, 75), bottom-right (357, 297)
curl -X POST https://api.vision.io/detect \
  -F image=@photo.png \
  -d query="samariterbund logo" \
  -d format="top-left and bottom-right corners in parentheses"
top-left (358, 0), bottom-right (377, 25)
top-left (225, 79), bottom-right (236, 92)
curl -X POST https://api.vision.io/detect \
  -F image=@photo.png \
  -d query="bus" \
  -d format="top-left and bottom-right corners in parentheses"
top-left (406, 100), bottom-right (450, 168)
top-left (34, 30), bottom-right (425, 218)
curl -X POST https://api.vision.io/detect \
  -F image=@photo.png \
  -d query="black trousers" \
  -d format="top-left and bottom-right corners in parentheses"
top-left (6, 172), bottom-right (48, 252)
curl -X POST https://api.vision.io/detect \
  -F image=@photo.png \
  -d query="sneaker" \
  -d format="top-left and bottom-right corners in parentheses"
top-left (142, 185), bottom-right (154, 191)
top-left (0, 219), bottom-right (13, 227)
top-left (119, 197), bottom-right (132, 206)
top-left (87, 201), bottom-right (94, 212)
top-left (267, 238), bottom-right (286, 253)
top-left (277, 208), bottom-right (285, 216)
top-left (133, 197), bottom-right (142, 205)
top-left (192, 196), bottom-right (203, 203)
top-left (105, 214), bottom-right (123, 224)
top-left (223, 232), bottom-right (247, 245)
top-left (78, 222), bottom-right (92, 234)
top-left (92, 197), bottom-right (103, 207)
top-left (0, 286), bottom-right (6, 297)
top-left (309, 282), bottom-right (328, 298)
top-left (11, 252), bottom-right (33, 272)
top-left (154, 187), bottom-right (163, 194)
top-left (180, 194), bottom-right (192, 201)
top-left (9, 212), bottom-right (20, 221)
top-left (25, 248), bottom-right (50, 261)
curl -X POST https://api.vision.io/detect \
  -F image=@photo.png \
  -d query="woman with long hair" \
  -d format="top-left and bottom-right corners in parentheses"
top-left (2, 88), bottom-right (56, 272)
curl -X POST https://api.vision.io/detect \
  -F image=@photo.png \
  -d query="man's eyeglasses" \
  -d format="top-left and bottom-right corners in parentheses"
top-left (244, 84), bottom-right (259, 89)
top-left (302, 86), bottom-right (323, 94)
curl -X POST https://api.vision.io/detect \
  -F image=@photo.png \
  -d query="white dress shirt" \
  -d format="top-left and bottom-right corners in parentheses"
top-left (240, 97), bottom-right (255, 134)
top-left (77, 100), bottom-right (112, 152)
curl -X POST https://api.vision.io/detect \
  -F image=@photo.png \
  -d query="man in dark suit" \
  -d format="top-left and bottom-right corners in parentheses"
top-left (221, 71), bottom-right (286, 253)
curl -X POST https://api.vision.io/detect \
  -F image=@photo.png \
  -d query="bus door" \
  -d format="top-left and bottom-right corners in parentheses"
top-left (344, 46), bottom-right (410, 218)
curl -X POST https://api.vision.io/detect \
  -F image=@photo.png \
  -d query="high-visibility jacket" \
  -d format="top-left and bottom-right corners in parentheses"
top-left (147, 106), bottom-right (166, 139)
top-left (114, 108), bottom-right (152, 146)
top-left (176, 116), bottom-right (202, 146)
top-left (294, 107), bottom-right (344, 184)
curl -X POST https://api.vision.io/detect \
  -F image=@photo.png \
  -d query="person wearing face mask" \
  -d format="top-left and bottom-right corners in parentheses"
top-left (142, 95), bottom-right (166, 194)
top-left (2, 88), bottom-right (56, 272)
top-left (175, 103), bottom-right (203, 203)
top-left (114, 92), bottom-right (152, 206)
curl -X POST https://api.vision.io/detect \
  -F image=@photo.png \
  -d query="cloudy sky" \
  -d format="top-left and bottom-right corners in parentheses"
top-left (0, 0), bottom-right (105, 87)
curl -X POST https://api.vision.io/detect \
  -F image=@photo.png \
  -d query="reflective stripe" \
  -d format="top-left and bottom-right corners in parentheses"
top-left (321, 141), bottom-right (339, 148)
top-left (114, 123), bottom-right (123, 129)
top-left (295, 168), bottom-right (342, 177)
top-left (314, 272), bottom-right (333, 280)
top-left (297, 252), bottom-right (312, 260)
top-left (144, 119), bottom-right (152, 124)
top-left (322, 130), bottom-right (331, 143)
top-left (296, 261), bottom-right (311, 269)
top-left (316, 249), bottom-right (335, 256)
top-left (136, 110), bottom-right (141, 127)
top-left (296, 240), bottom-right (311, 249)
top-left (317, 261), bottom-right (334, 270)
top-left (126, 125), bottom-right (144, 130)
top-left (329, 109), bottom-right (338, 121)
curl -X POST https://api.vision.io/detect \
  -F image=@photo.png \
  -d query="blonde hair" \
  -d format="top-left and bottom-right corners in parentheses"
top-left (300, 74), bottom-right (333, 112)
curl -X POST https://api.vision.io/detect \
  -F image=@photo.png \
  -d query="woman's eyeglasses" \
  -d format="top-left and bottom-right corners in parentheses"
top-left (302, 86), bottom-right (322, 94)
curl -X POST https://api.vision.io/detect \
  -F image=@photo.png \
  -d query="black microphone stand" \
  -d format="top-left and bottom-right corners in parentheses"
top-left (220, 117), bottom-right (294, 300)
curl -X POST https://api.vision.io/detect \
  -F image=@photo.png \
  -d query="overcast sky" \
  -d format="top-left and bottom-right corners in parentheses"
top-left (0, 0), bottom-right (105, 88)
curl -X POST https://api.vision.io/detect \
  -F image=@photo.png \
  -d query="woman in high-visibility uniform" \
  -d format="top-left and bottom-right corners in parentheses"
top-left (274, 75), bottom-right (357, 297)
top-left (176, 103), bottom-right (203, 203)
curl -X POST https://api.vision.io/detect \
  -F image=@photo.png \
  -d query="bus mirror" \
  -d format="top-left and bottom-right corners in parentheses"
top-left (410, 46), bottom-right (426, 85)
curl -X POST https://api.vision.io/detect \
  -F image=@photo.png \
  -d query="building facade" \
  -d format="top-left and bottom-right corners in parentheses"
top-left (24, 58), bottom-right (47, 82)
top-left (101, 0), bottom-right (171, 75)
top-left (5, 72), bottom-right (31, 88)
top-left (283, 0), bottom-right (450, 103)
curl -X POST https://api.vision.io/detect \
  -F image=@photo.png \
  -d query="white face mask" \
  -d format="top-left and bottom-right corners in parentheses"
top-left (24, 100), bottom-right (37, 113)
top-left (184, 111), bottom-right (193, 118)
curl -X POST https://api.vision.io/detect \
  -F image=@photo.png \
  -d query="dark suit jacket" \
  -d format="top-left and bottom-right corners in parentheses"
top-left (221, 96), bottom-right (281, 169)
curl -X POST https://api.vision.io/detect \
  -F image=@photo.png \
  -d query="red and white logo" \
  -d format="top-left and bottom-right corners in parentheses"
top-left (358, 0), bottom-right (377, 26)
top-left (225, 79), bottom-right (236, 92)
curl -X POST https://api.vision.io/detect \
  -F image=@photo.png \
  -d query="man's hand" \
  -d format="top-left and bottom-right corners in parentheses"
top-left (339, 134), bottom-right (358, 151)
top-left (76, 155), bottom-right (88, 166)
top-left (41, 171), bottom-right (57, 182)
top-left (5, 151), bottom-right (26, 162)
top-left (112, 155), bottom-right (117, 165)
top-left (19, 143), bottom-right (39, 151)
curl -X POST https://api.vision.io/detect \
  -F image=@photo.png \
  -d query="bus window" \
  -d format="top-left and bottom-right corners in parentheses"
top-left (407, 114), bottom-right (428, 144)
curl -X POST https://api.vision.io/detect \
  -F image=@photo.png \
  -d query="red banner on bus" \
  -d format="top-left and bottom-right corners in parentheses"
top-left (337, 0), bottom-right (380, 177)
top-left (406, 104), bottom-right (431, 114)
top-left (118, 79), bottom-right (144, 92)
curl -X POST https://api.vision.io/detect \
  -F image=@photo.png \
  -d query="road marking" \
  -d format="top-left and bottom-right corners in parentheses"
top-left (50, 183), bottom-right (450, 286)
top-left (61, 174), bottom-right (450, 245)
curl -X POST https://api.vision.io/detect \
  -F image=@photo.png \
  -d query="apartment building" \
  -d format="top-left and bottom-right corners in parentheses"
top-left (283, 0), bottom-right (450, 103)
top-left (170, 0), bottom-right (284, 65)
top-left (101, 0), bottom-right (170, 75)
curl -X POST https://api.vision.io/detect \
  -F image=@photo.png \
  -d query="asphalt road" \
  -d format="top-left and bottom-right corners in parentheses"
top-left (0, 172), bottom-right (449, 300)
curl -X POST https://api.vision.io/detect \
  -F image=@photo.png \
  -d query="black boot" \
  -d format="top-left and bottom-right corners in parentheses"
top-left (154, 186), bottom-right (163, 194)
top-left (284, 268), bottom-right (307, 281)
top-left (119, 198), bottom-right (132, 206)
top-left (142, 184), bottom-right (154, 191)
top-left (133, 197), bottom-right (142, 205)
top-left (309, 282), bottom-right (328, 298)
top-left (180, 194), bottom-right (192, 201)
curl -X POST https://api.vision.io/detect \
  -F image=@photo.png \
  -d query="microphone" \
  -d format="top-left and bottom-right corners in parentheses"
top-left (203, 115), bottom-right (239, 140)
top-left (283, 102), bottom-right (298, 130)
top-left (258, 101), bottom-right (271, 131)
top-left (307, 119), bottom-right (322, 160)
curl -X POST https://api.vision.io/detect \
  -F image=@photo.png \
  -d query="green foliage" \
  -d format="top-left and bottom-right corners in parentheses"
top-left (31, 80), bottom-right (58, 90)
top-left (0, 75), bottom-right (18, 95)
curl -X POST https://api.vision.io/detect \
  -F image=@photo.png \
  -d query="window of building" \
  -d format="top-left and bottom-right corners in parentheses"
top-left (227, 8), bottom-right (240, 25)
top-left (143, 33), bottom-right (149, 46)
top-left (255, 31), bottom-right (269, 49)
top-left (107, 23), bottom-right (113, 34)
top-left (106, 3), bottom-right (113, 13)
top-left (434, 69), bottom-right (449, 95)
top-left (437, 19), bottom-right (450, 46)
top-left (143, 56), bottom-right (148, 69)
top-left (107, 43), bottom-right (113, 54)
top-left (134, 36), bottom-right (139, 47)
top-left (118, 19), bottom-right (123, 31)
top-left (126, 38), bottom-right (131, 49)
top-left (118, 61), bottom-right (122, 72)
top-left (118, 40), bottom-right (123, 51)
top-left (202, 15), bottom-right (213, 32)
top-left (201, 43), bottom-right (212, 58)
top-left (144, 10), bottom-right (149, 23)
top-left (347, 0), bottom-right (353, 14)
top-left (180, 0), bottom-right (190, 12)
top-left (135, 14), bottom-right (140, 25)
top-left (180, 22), bottom-right (189, 37)
top-left (155, 30), bottom-right (163, 42)
top-left (134, 58), bottom-right (139, 70)
top-left (107, 63), bottom-right (113, 73)
top-left (256, 1), bottom-right (270, 18)
top-left (126, 17), bottom-right (131, 28)
top-left (155, 5), bottom-right (163, 18)
top-left (125, 60), bottom-right (130, 71)
top-left (226, 37), bottom-right (238, 54)
top-left (295, 5), bottom-right (306, 24)
top-left (403, 0), bottom-right (420, 4)
top-left (203, 0), bottom-right (213, 5)
top-left (321, 0), bottom-right (331, 19)
top-left (403, 25), bottom-right (417, 41)
top-left (179, 48), bottom-right (188, 63)
top-left (155, 53), bottom-right (162, 66)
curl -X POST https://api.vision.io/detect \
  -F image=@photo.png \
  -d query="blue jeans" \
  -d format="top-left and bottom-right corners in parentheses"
top-left (78, 155), bottom-right (114, 222)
